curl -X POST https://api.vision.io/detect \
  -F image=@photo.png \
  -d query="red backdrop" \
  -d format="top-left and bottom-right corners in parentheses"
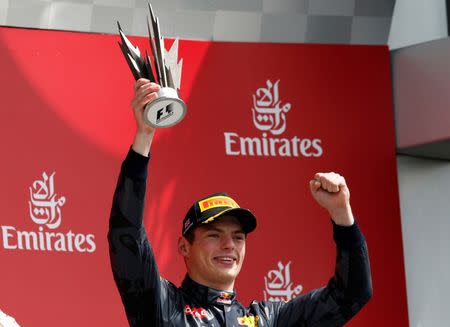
top-left (0, 26), bottom-right (408, 326)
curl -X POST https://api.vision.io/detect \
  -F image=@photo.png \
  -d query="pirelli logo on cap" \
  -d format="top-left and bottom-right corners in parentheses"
top-left (199, 196), bottom-right (239, 212)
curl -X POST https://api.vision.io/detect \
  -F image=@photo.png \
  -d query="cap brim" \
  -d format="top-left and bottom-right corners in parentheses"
top-left (201, 207), bottom-right (257, 234)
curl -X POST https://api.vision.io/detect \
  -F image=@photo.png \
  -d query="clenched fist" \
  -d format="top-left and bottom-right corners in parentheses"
top-left (131, 79), bottom-right (161, 156)
top-left (309, 172), bottom-right (354, 226)
top-left (131, 78), bottom-right (160, 135)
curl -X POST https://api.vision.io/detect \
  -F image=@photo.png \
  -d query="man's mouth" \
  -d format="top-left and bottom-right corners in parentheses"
top-left (214, 256), bottom-right (237, 264)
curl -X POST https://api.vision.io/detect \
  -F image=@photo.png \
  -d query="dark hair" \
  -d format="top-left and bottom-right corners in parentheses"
top-left (184, 230), bottom-right (195, 244)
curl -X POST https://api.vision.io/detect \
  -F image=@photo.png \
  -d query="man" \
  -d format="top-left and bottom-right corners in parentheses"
top-left (108, 79), bottom-right (372, 326)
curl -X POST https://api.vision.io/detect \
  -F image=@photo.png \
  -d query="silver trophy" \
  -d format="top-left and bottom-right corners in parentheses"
top-left (117, 4), bottom-right (186, 128)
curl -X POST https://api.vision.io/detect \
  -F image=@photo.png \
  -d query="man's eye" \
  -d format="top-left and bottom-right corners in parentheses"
top-left (234, 235), bottom-right (245, 241)
top-left (208, 234), bottom-right (219, 238)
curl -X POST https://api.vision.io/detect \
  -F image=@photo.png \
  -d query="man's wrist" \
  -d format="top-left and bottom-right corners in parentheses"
top-left (329, 205), bottom-right (354, 226)
top-left (132, 131), bottom-right (155, 157)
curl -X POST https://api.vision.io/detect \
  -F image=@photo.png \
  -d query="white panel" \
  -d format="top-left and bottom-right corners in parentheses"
top-left (0, 0), bottom-right (394, 45)
top-left (6, 0), bottom-right (51, 29)
top-left (397, 155), bottom-right (450, 327)
top-left (131, 9), bottom-right (216, 39)
top-left (389, 0), bottom-right (447, 49)
top-left (309, 0), bottom-right (355, 16)
top-left (48, 3), bottom-right (93, 31)
top-left (393, 37), bottom-right (450, 148)
top-left (262, 0), bottom-right (307, 14)
top-left (213, 11), bottom-right (262, 42)
top-left (0, 0), bottom-right (8, 25)
top-left (90, 5), bottom-right (134, 34)
top-left (351, 17), bottom-right (391, 44)
top-left (260, 13), bottom-right (307, 42)
top-left (93, 0), bottom-right (135, 8)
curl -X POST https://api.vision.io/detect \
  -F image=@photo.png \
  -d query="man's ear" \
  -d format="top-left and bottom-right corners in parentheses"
top-left (178, 237), bottom-right (189, 257)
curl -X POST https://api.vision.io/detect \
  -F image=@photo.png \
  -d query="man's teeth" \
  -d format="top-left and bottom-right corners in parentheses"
top-left (217, 257), bottom-right (234, 262)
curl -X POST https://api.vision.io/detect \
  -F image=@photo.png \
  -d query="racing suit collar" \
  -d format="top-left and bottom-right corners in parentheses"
top-left (181, 275), bottom-right (237, 306)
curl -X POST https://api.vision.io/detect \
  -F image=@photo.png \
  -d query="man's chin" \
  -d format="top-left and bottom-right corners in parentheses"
top-left (214, 269), bottom-right (239, 282)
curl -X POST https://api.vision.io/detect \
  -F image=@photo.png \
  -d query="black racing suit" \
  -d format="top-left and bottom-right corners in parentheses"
top-left (108, 148), bottom-right (373, 327)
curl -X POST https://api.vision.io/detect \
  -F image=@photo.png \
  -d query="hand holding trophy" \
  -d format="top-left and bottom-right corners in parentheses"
top-left (117, 4), bottom-right (186, 128)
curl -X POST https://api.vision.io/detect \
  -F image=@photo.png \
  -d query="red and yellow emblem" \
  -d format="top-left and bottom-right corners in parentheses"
top-left (237, 315), bottom-right (259, 327)
top-left (184, 305), bottom-right (209, 319)
top-left (216, 291), bottom-right (233, 304)
top-left (199, 196), bottom-right (239, 212)
top-left (220, 291), bottom-right (232, 299)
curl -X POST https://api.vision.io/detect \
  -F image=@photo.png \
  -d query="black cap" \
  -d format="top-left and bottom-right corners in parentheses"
top-left (182, 192), bottom-right (257, 236)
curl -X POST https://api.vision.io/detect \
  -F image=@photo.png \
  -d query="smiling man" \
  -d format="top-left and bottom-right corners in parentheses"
top-left (108, 79), bottom-right (373, 326)
top-left (179, 195), bottom-right (256, 293)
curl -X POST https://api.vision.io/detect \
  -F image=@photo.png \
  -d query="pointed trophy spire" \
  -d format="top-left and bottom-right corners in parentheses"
top-left (117, 3), bottom-right (187, 128)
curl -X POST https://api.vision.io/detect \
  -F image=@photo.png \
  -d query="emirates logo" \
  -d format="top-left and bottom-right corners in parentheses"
top-left (223, 78), bottom-right (323, 158)
top-left (252, 80), bottom-right (291, 135)
top-left (28, 172), bottom-right (66, 229)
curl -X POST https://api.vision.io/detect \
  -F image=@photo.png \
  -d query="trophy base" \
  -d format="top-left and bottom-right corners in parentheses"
top-left (144, 87), bottom-right (187, 128)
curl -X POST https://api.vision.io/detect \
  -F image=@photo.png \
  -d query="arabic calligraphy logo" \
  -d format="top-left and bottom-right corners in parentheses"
top-left (28, 172), bottom-right (66, 230)
top-left (264, 261), bottom-right (303, 302)
top-left (252, 80), bottom-right (291, 135)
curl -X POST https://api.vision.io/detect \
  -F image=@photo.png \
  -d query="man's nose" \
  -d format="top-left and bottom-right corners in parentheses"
top-left (221, 235), bottom-right (235, 249)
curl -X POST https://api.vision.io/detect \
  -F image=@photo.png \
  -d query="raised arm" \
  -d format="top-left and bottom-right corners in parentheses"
top-left (108, 80), bottom-right (172, 326)
top-left (275, 173), bottom-right (373, 326)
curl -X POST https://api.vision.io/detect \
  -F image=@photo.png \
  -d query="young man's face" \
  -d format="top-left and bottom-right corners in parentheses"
top-left (181, 215), bottom-right (246, 291)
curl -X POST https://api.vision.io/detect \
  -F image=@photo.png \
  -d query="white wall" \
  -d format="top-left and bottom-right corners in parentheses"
top-left (397, 156), bottom-right (450, 326)
top-left (0, 0), bottom-right (394, 44)
top-left (389, 0), bottom-right (447, 49)
top-left (392, 37), bottom-right (450, 149)
top-left (391, 2), bottom-right (450, 324)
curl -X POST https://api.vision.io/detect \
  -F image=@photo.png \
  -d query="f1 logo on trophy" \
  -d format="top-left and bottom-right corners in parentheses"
top-left (117, 4), bottom-right (186, 128)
